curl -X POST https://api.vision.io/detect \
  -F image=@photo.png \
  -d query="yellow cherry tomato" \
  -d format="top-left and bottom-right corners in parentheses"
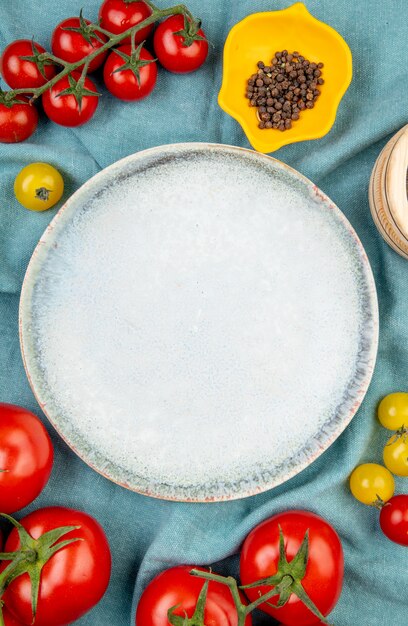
top-left (349, 463), bottom-right (395, 506)
top-left (14, 162), bottom-right (64, 211)
top-left (383, 433), bottom-right (408, 476)
top-left (378, 393), bottom-right (408, 430)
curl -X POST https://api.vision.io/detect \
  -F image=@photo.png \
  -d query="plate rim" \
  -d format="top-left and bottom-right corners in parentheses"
top-left (19, 142), bottom-right (379, 502)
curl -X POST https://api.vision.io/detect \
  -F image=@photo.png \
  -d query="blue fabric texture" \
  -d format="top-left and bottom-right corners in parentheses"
top-left (1, 1), bottom-right (407, 624)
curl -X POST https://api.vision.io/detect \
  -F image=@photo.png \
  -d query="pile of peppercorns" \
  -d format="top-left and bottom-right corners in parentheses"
top-left (246, 50), bottom-right (324, 131)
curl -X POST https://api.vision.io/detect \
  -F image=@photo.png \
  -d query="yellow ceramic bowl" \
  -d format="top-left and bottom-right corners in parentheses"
top-left (218, 2), bottom-right (353, 153)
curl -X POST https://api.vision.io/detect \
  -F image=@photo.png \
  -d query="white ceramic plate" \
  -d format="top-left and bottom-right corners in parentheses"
top-left (20, 144), bottom-right (378, 502)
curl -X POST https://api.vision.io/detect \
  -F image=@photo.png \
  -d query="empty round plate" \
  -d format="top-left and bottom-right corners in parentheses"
top-left (20, 143), bottom-right (378, 502)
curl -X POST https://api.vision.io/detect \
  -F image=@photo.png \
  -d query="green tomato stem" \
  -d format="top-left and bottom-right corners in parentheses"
top-left (0, 550), bottom-right (32, 596)
top-left (41, 53), bottom-right (69, 67)
top-left (190, 568), bottom-right (326, 625)
top-left (190, 570), bottom-right (247, 626)
top-left (189, 569), bottom-right (282, 626)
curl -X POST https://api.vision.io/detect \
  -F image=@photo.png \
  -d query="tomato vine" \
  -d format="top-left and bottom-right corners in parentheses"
top-left (166, 527), bottom-right (331, 626)
top-left (1, 1), bottom-right (202, 110)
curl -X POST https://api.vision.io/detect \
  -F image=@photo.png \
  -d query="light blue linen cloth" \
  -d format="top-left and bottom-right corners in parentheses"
top-left (1, 1), bottom-right (407, 624)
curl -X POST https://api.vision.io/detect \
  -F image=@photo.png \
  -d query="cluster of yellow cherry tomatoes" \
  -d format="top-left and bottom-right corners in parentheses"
top-left (349, 393), bottom-right (408, 545)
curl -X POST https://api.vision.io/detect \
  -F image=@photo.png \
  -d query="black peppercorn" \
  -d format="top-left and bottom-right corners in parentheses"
top-left (246, 50), bottom-right (324, 131)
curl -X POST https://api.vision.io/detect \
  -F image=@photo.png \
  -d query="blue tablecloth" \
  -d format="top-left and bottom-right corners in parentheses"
top-left (1, 1), bottom-right (407, 624)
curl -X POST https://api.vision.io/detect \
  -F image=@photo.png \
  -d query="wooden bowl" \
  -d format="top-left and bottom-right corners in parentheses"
top-left (369, 124), bottom-right (408, 259)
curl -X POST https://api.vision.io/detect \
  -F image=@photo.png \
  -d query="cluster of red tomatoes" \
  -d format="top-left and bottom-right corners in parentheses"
top-left (0, 0), bottom-right (208, 143)
top-left (349, 393), bottom-right (408, 546)
top-left (0, 403), bottom-right (344, 626)
top-left (136, 510), bottom-right (344, 626)
top-left (0, 403), bottom-right (111, 625)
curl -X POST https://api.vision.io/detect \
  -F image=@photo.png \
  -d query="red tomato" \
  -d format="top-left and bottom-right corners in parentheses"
top-left (380, 494), bottom-right (408, 546)
top-left (136, 565), bottom-right (252, 626)
top-left (0, 97), bottom-right (38, 143)
top-left (3, 608), bottom-right (24, 626)
top-left (3, 507), bottom-right (111, 625)
top-left (42, 72), bottom-right (99, 127)
top-left (153, 15), bottom-right (208, 74)
top-left (103, 44), bottom-right (157, 101)
top-left (99, 0), bottom-right (153, 44)
top-left (51, 17), bottom-right (108, 73)
top-left (240, 511), bottom-right (344, 626)
top-left (0, 40), bottom-right (56, 89)
top-left (0, 403), bottom-right (53, 512)
top-left (0, 481), bottom-right (20, 626)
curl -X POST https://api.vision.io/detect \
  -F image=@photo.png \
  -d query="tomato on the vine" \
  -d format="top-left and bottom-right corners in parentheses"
top-left (103, 44), bottom-right (157, 101)
top-left (2, 507), bottom-right (111, 625)
top-left (14, 162), bottom-right (64, 211)
top-left (0, 96), bottom-right (38, 143)
top-left (0, 403), bottom-right (53, 513)
top-left (240, 511), bottom-right (344, 626)
top-left (0, 39), bottom-right (56, 89)
top-left (136, 565), bottom-right (252, 626)
top-left (349, 463), bottom-right (395, 506)
top-left (99, 0), bottom-right (153, 44)
top-left (153, 15), bottom-right (208, 74)
top-left (378, 393), bottom-right (408, 430)
top-left (51, 15), bottom-right (108, 73)
top-left (42, 72), bottom-right (99, 127)
top-left (379, 494), bottom-right (408, 546)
